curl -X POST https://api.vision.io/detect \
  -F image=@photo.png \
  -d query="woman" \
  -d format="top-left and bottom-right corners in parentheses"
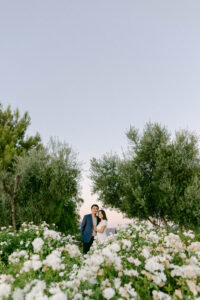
top-left (94, 210), bottom-right (108, 241)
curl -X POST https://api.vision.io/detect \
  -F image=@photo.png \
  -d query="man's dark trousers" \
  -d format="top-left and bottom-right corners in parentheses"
top-left (83, 237), bottom-right (94, 254)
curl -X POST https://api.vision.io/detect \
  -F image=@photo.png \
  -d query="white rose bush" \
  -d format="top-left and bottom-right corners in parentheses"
top-left (0, 220), bottom-right (200, 299)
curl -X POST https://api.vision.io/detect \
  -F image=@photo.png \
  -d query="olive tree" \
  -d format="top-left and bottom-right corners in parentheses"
top-left (90, 123), bottom-right (200, 229)
top-left (14, 139), bottom-right (82, 233)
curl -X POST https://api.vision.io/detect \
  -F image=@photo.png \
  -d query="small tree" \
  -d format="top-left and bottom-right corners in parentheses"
top-left (0, 103), bottom-right (41, 230)
top-left (90, 123), bottom-right (200, 229)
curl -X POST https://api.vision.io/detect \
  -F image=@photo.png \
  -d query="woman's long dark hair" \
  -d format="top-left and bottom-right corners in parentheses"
top-left (99, 210), bottom-right (107, 220)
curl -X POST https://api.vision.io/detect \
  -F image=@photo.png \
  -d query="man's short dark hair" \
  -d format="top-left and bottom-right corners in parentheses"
top-left (91, 204), bottom-right (99, 209)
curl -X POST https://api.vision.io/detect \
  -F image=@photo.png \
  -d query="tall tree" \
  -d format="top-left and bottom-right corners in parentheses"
top-left (0, 103), bottom-right (41, 230)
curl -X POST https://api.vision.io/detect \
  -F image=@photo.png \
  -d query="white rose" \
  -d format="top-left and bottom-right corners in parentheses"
top-left (32, 238), bottom-right (44, 253)
top-left (103, 287), bottom-right (115, 299)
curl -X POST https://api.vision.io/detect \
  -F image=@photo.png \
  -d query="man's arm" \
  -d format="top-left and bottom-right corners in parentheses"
top-left (81, 215), bottom-right (87, 234)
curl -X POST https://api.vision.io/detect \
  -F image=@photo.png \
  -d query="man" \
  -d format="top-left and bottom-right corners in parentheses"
top-left (81, 204), bottom-right (100, 254)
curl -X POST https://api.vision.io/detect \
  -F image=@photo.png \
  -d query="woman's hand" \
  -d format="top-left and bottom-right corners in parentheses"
top-left (97, 225), bottom-right (106, 234)
top-left (93, 226), bottom-right (97, 232)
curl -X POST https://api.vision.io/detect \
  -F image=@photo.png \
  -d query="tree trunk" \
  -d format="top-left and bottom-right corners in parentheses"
top-left (1, 175), bottom-right (19, 232)
top-left (147, 217), bottom-right (161, 229)
top-left (11, 175), bottom-right (19, 231)
top-left (163, 217), bottom-right (168, 228)
top-left (179, 224), bottom-right (183, 233)
top-left (10, 194), bottom-right (17, 231)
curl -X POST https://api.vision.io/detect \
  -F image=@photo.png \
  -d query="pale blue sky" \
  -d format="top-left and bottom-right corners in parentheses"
top-left (1, 1), bottom-right (200, 226)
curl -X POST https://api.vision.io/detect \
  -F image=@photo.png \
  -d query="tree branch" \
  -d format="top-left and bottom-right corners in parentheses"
top-left (147, 217), bottom-right (161, 229)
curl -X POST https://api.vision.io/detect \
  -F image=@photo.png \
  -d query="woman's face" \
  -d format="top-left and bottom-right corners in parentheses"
top-left (99, 211), bottom-right (103, 220)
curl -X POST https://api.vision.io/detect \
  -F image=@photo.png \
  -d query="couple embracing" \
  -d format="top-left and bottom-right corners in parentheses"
top-left (81, 204), bottom-right (108, 254)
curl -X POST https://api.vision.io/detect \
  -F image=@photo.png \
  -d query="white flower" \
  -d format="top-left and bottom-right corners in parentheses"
top-left (119, 286), bottom-right (129, 298)
top-left (183, 231), bottom-right (195, 239)
top-left (134, 258), bottom-right (142, 266)
top-left (32, 238), bottom-right (44, 253)
top-left (114, 278), bottom-right (121, 289)
top-left (21, 260), bottom-right (32, 273)
top-left (49, 292), bottom-right (67, 300)
top-left (43, 229), bottom-right (61, 241)
top-left (60, 244), bottom-right (81, 258)
top-left (65, 281), bottom-right (74, 288)
top-left (118, 283), bottom-right (137, 299)
top-left (127, 256), bottom-right (135, 263)
top-left (123, 269), bottom-right (139, 277)
top-left (74, 293), bottom-right (83, 300)
top-left (145, 257), bottom-right (164, 273)
top-left (170, 264), bottom-right (200, 279)
top-left (147, 231), bottom-right (159, 243)
top-left (12, 288), bottom-right (24, 300)
top-left (26, 241), bottom-right (30, 247)
top-left (164, 233), bottom-right (185, 251)
top-left (121, 239), bottom-right (132, 250)
top-left (188, 256), bottom-right (199, 265)
top-left (179, 252), bottom-right (186, 259)
top-left (142, 248), bottom-right (150, 259)
top-left (152, 290), bottom-right (171, 300)
top-left (109, 242), bottom-right (121, 252)
top-left (83, 289), bottom-right (93, 296)
top-left (103, 287), bottom-right (115, 299)
top-left (43, 250), bottom-right (63, 270)
top-left (102, 247), bottom-right (113, 258)
top-left (0, 241), bottom-right (7, 246)
top-left (153, 272), bottom-right (167, 285)
top-left (124, 283), bottom-right (137, 298)
top-left (0, 274), bottom-right (14, 284)
top-left (0, 283), bottom-right (11, 299)
top-left (9, 250), bottom-right (28, 263)
top-left (25, 280), bottom-right (47, 300)
top-left (127, 257), bottom-right (141, 266)
top-left (188, 242), bottom-right (200, 252)
top-left (186, 280), bottom-right (200, 296)
top-left (21, 255), bottom-right (42, 272)
top-left (32, 255), bottom-right (43, 271)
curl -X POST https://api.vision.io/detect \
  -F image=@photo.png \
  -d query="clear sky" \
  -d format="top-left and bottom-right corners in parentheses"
top-left (1, 1), bottom-right (200, 226)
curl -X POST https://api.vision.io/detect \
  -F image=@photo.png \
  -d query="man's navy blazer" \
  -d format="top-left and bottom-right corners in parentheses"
top-left (81, 214), bottom-right (100, 243)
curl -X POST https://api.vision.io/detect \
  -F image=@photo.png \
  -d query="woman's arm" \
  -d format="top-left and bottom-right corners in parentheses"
top-left (95, 225), bottom-right (106, 234)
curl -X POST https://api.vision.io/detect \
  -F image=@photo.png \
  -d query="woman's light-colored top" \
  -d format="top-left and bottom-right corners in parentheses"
top-left (96, 220), bottom-right (108, 241)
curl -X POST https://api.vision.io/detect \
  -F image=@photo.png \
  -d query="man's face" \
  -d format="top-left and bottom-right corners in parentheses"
top-left (91, 206), bottom-right (99, 215)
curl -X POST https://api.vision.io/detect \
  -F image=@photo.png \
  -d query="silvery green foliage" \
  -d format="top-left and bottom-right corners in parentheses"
top-left (90, 123), bottom-right (200, 229)
top-left (3, 139), bottom-right (82, 233)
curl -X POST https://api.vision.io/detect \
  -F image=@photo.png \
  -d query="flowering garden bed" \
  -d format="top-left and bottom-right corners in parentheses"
top-left (0, 221), bottom-right (200, 299)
